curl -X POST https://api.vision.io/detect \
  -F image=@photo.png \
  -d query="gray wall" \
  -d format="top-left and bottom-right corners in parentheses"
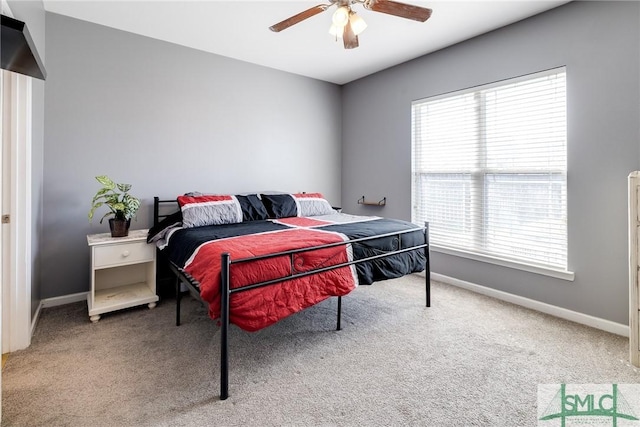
top-left (40, 2), bottom-right (640, 326)
top-left (342, 1), bottom-right (640, 324)
top-left (42, 13), bottom-right (342, 298)
top-left (7, 0), bottom-right (46, 319)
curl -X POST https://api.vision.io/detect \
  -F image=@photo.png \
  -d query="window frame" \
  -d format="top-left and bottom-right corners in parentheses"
top-left (411, 67), bottom-right (573, 281)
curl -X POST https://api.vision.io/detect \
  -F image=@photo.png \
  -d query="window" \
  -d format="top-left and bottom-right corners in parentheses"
top-left (411, 68), bottom-right (567, 273)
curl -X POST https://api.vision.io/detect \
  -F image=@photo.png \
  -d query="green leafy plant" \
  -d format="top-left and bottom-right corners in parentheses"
top-left (88, 175), bottom-right (141, 223)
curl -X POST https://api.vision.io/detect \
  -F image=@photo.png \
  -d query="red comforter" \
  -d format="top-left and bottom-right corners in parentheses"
top-left (182, 225), bottom-right (357, 331)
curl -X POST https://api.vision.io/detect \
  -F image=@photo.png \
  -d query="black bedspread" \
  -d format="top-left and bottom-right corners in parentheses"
top-left (316, 218), bottom-right (426, 284)
top-left (165, 220), bottom-right (290, 268)
top-left (162, 215), bottom-right (426, 287)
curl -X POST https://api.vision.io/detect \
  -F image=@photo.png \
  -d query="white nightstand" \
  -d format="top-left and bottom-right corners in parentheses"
top-left (87, 229), bottom-right (159, 322)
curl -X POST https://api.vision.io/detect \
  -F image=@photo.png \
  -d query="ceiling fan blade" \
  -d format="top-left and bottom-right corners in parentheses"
top-left (365, 0), bottom-right (432, 22)
top-left (343, 20), bottom-right (359, 49)
top-left (269, 4), bottom-right (331, 32)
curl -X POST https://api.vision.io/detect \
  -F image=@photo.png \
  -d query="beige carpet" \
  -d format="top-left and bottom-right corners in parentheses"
top-left (2, 275), bottom-right (638, 426)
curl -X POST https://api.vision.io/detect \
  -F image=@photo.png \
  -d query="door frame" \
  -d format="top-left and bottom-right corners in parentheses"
top-left (1, 0), bottom-right (34, 354)
top-left (3, 70), bottom-right (33, 352)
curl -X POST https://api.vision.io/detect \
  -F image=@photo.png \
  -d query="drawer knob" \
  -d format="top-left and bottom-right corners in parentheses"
top-left (122, 250), bottom-right (131, 257)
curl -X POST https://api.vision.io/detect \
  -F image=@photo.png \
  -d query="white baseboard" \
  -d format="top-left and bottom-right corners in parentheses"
top-left (33, 278), bottom-right (629, 338)
top-left (41, 292), bottom-right (88, 308)
top-left (30, 301), bottom-right (43, 338)
top-left (431, 273), bottom-right (629, 337)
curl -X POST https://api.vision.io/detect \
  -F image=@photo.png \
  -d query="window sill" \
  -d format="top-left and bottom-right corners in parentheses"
top-left (431, 245), bottom-right (575, 281)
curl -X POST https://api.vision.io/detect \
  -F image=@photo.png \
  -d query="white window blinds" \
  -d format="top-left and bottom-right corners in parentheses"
top-left (411, 68), bottom-right (567, 270)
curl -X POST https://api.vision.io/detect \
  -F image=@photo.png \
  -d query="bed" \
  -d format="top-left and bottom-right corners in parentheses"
top-left (150, 193), bottom-right (430, 399)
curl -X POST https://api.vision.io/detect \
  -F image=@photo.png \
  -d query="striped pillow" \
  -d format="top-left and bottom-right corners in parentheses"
top-left (177, 195), bottom-right (243, 228)
top-left (293, 193), bottom-right (335, 217)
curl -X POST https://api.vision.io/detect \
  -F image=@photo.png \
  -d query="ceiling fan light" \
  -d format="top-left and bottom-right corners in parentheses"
top-left (349, 13), bottom-right (367, 36)
top-left (332, 6), bottom-right (350, 27)
top-left (328, 23), bottom-right (343, 39)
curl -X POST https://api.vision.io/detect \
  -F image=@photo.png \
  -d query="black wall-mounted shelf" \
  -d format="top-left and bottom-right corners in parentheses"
top-left (357, 196), bottom-right (386, 206)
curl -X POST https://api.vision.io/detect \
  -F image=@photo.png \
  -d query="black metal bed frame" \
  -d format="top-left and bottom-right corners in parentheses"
top-left (153, 197), bottom-right (431, 400)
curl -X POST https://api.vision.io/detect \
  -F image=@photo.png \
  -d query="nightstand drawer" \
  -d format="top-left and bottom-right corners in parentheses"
top-left (93, 241), bottom-right (154, 268)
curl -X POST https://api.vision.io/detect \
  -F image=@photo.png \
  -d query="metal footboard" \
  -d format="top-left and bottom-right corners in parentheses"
top-left (153, 197), bottom-right (430, 400)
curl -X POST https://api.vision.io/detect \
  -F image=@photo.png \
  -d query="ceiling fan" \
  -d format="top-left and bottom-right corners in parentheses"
top-left (269, 0), bottom-right (433, 50)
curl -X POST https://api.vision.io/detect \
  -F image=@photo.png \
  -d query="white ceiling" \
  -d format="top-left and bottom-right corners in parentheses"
top-left (42, 0), bottom-right (571, 85)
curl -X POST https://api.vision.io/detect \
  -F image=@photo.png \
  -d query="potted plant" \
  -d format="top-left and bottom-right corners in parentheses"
top-left (88, 175), bottom-right (141, 237)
